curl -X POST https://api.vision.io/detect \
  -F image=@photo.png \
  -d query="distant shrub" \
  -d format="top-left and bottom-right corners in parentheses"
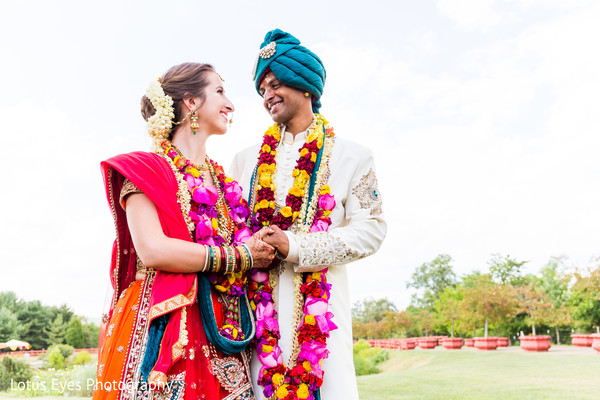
top-left (0, 356), bottom-right (33, 391)
top-left (73, 351), bottom-right (92, 366)
top-left (64, 363), bottom-right (97, 397)
top-left (55, 344), bottom-right (75, 359)
top-left (353, 339), bottom-right (371, 355)
top-left (46, 346), bottom-right (64, 370)
top-left (353, 339), bottom-right (389, 376)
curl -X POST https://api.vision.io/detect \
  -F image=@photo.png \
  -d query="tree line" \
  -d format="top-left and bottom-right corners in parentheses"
top-left (0, 292), bottom-right (99, 350)
top-left (352, 254), bottom-right (600, 342)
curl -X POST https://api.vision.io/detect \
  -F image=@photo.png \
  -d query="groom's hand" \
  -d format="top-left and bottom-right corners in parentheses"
top-left (263, 225), bottom-right (289, 259)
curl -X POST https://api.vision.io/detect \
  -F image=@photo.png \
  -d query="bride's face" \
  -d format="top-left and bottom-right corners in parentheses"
top-left (195, 71), bottom-right (234, 135)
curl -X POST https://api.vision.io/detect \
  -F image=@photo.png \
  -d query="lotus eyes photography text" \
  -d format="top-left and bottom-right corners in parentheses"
top-left (9, 379), bottom-right (169, 394)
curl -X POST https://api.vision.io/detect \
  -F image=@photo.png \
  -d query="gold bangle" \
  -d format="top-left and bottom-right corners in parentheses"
top-left (226, 246), bottom-right (235, 274)
top-left (242, 244), bottom-right (253, 270)
top-left (235, 246), bottom-right (245, 274)
top-left (237, 246), bottom-right (247, 273)
top-left (212, 246), bottom-right (221, 273)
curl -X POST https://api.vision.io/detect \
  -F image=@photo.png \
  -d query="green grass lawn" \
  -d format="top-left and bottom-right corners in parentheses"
top-left (357, 345), bottom-right (600, 400)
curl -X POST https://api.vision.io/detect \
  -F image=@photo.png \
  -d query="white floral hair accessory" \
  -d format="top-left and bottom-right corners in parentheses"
top-left (146, 79), bottom-right (175, 151)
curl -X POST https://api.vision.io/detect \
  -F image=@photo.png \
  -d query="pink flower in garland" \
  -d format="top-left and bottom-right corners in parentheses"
top-left (297, 341), bottom-right (329, 378)
top-left (191, 184), bottom-right (218, 205)
top-left (317, 193), bottom-right (335, 211)
top-left (224, 179), bottom-right (243, 204)
top-left (309, 219), bottom-right (329, 233)
top-left (249, 269), bottom-right (269, 283)
top-left (256, 300), bottom-right (274, 319)
top-left (304, 296), bottom-right (328, 316)
top-left (230, 204), bottom-right (250, 224)
top-left (258, 343), bottom-right (283, 369)
top-left (233, 226), bottom-right (252, 245)
top-left (256, 316), bottom-right (279, 338)
top-left (195, 217), bottom-right (213, 240)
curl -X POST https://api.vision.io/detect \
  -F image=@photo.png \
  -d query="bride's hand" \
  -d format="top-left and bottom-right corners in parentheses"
top-left (245, 227), bottom-right (275, 269)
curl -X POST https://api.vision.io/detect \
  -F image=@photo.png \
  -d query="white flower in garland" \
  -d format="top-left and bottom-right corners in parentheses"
top-left (146, 80), bottom-right (175, 151)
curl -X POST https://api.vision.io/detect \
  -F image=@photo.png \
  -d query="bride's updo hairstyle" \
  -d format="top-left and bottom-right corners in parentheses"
top-left (141, 62), bottom-right (215, 139)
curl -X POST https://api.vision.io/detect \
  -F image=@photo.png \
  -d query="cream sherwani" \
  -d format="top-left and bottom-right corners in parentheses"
top-left (230, 128), bottom-right (386, 400)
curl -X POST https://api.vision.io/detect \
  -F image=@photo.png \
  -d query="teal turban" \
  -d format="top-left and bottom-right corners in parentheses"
top-left (253, 29), bottom-right (326, 113)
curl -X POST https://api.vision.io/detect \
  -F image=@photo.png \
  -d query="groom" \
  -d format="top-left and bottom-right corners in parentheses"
top-left (230, 29), bottom-right (386, 400)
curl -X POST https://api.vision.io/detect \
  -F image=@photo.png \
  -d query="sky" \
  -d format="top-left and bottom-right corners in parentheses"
top-left (0, 0), bottom-right (599, 320)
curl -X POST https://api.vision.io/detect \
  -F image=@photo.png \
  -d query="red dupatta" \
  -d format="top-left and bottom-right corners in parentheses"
top-left (101, 151), bottom-right (197, 378)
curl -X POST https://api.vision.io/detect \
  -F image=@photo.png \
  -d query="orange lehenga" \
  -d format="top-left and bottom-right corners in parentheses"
top-left (94, 152), bottom-right (255, 400)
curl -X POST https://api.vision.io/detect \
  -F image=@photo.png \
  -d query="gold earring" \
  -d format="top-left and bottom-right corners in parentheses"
top-left (190, 110), bottom-right (199, 135)
top-left (304, 92), bottom-right (310, 97)
top-left (229, 116), bottom-right (233, 127)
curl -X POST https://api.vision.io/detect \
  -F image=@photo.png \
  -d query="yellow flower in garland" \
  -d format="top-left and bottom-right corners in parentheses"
top-left (266, 124), bottom-right (281, 141)
top-left (280, 206), bottom-right (293, 218)
top-left (262, 344), bottom-right (273, 353)
top-left (275, 385), bottom-right (289, 399)
top-left (272, 373), bottom-right (283, 386)
top-left (289, 187), bottom-right (304, 197)
top-left (258, 163), bottom-right (276, 174)
top-left (292, 169), bottom-right (310, 182)
top-left (317, 136), bottom-right (324, 148)
top-left (259, 173), bottom-right (272, 188)
top-left (302, 361), bottom-right (312, 372)
top-left (255, 199), bottom-right (272, 213)
top-left (297, 383), bottom-right (310, 399)
top-left (306, 130), bottom-right (319, 143)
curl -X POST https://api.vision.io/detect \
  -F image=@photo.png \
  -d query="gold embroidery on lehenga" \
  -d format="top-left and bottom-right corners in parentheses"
top-left (136, 372), bottom-right (185, 400)
top-left (201, 345), bottom-right (255, 399)
top-left (352, 168), bottom-right (383, 216)
top-left (121, 274), bottom-right (154, 400)
top-left (211, 356), bottom-right (247, 392)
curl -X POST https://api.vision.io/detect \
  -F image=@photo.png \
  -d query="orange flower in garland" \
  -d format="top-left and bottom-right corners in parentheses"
top-left (255, 114), bottom-right (325, 230)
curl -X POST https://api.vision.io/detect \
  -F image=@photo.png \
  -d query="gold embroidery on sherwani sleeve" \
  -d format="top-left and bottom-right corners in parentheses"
top-left (297, 231), bottom-right (368, 266)
top-left (352, 168), bottom-right (383, 216)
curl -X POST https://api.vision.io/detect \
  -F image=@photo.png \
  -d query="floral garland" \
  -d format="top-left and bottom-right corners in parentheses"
top-left (248, 115), bottom-right (338, 400)
top-left (146, 79), bottom-right (175, 151)
top-left (254, 114), bottom-right (323, 230)
top-left (160, 140), bottom-right (253, 341)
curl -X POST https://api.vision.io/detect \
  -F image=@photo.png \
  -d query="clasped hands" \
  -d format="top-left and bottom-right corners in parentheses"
top-left (244, 225), bottom-right (289, 269)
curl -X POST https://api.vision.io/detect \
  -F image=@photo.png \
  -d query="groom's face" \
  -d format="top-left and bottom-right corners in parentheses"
top-left (259, 72), bottom-right (307, 124)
